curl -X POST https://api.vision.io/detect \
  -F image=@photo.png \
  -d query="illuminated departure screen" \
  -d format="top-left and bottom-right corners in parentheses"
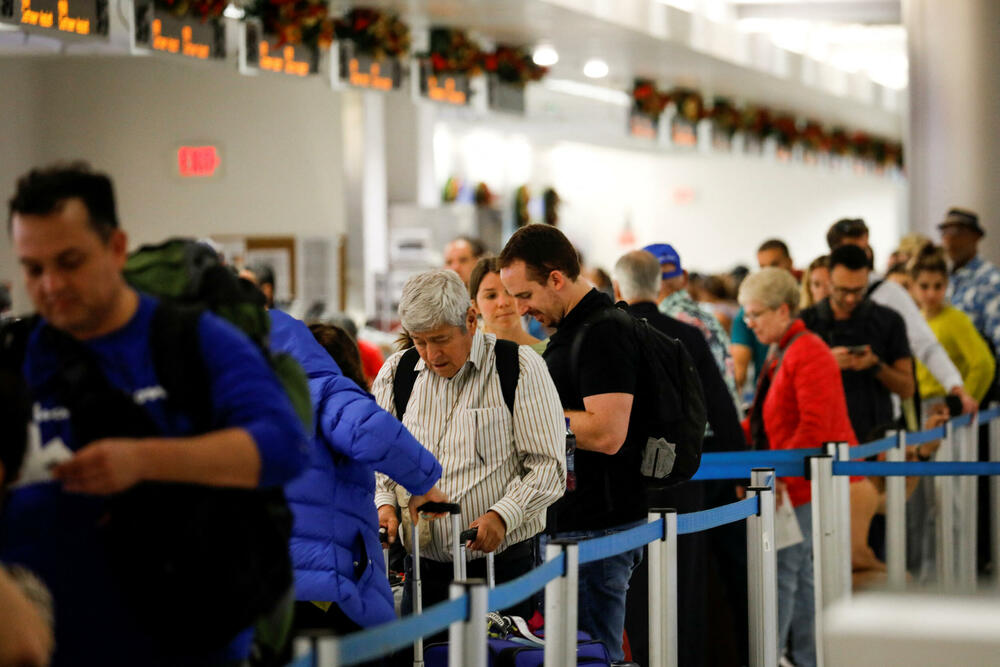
top-left (134, 1), bottom-right (225, 60)
top-left (0, 0), bottom-right (108, 37)
top-left (337, 43), bottom-right (403, 91)
top-left (418, 60), bottom-right (470, 106)
top-left (243, 20), bottom-right (318, 77)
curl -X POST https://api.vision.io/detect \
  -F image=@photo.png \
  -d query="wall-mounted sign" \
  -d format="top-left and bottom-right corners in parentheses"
top-left (418, 60), bottom-right (470, 106)
top-left (134, 1), bottom-right (225, 60)
top-left (241, 19), bottom-right (318, 77)
top-left (628, 110), bottom-right (659, 140)
top-left (487, 76), bottom-right (525, 114)
top-left (1, 0), bottom-right (108, 38)
top-left (177, 145), bottom-right (221, 178)
top-left (336, 42), bottom-right (403, 91)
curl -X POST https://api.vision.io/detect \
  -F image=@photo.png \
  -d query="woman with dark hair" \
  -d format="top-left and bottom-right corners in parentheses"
top-left (309, 323), bottom-right (370, 391)
top-left (469, 257), bottom-right (546, 354)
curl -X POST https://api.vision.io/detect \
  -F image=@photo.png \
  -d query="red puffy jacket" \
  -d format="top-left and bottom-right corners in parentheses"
top-left (744, 319), bottom-right (858, 506)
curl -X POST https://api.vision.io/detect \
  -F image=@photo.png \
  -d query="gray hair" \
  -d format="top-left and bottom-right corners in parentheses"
top-left (398, 269), bottom-right (471, 333)
top-left (613, 250), bottom-right (661, 302)
top-left (738, 267), bottom-right (801, 315)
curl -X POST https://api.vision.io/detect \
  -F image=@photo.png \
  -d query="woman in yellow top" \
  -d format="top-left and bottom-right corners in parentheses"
top-left (909, 245), bottom-right (995, 402)
top-left (469, 257), bottom-right (548, 355)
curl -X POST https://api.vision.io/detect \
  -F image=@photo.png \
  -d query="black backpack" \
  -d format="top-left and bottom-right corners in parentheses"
top-left (570, 303), bottom-right (706, 487)
top-left (391, 338), bottom-right (520, 418)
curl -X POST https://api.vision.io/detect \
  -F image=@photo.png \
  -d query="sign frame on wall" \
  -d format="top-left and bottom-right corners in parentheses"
top-left (133, 0), bottom-right (225, 61)
top-left (239, 18), bottom-right (319, 78)
top-left (330, 40), bottom-right (404, 91)
top-left (0, 0), bottom-right (109, 40)
top-left (486, 75), bottom-right (525, 115)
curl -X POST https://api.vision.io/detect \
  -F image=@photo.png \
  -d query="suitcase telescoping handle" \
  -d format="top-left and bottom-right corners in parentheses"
top-left (378, 526), bottom-right (390, 579)
top-left (417, 502), bottom-right (464, 580)
top-left (412, 501), bottom-right (461, 667)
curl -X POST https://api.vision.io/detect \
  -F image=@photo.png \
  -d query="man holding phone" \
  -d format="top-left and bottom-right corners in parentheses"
top-left (801, 245), bottom-right (915, 441)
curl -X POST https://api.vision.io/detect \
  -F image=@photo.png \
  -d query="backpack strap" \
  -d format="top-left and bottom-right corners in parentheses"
top-left (866, 278), bottom-right (885, 299)
top-left (149, 302), bottom-right (214, 432)
top-left (392, 347), bottom-right (421, 420)
top-left (493, 339), bottom-right (520, 415)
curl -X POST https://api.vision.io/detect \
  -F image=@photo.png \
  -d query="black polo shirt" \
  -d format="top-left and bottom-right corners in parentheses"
top-left (543, 289), bottom-right (647, 533)
top-left (800, 298), bottom-right (912, 441)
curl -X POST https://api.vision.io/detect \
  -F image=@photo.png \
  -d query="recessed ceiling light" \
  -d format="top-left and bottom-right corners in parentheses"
top-left (583, 58), bottom-right (609, 79)
top-left (532, 45), bottom-right (559, 67)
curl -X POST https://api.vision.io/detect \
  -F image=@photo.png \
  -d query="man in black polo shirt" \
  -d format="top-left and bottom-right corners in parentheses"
top-left (498, 225), bottom-right (644, 663)
top-left (800, 244), bottom-right (914, 440)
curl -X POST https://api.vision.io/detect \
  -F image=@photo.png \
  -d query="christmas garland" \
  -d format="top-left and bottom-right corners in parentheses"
top-left (333, 8), bottom-right (409, 59)
top-left (425, 27), bottom-right (484, 76)
top-left (245, 0), bottom-right (334, 50)
top-left (484, 45), bottom-right (548, 86)
top-left (154, 0), bottom-right (227, 20)
top-left (631, 79), bottom-right (670, 119)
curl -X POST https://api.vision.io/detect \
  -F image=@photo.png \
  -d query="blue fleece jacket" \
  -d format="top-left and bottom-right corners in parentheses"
top-left (268, 310), bottom-right (441, 628)
top-left (0, 295), bottom-right (308, 666)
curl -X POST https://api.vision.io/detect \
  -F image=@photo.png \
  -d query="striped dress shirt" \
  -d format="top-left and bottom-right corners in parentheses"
top-left (373, 330), bottom-right (566, 562)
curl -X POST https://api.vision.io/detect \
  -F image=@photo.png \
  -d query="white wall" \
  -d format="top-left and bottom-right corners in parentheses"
top-left (1, 55), bottom-right (347, 312)
top-left (433, 121), bottom-right (905, 275)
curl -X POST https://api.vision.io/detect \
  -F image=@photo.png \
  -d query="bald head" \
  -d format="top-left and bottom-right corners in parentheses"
top-left (613, 250), bottom-right (661, 303)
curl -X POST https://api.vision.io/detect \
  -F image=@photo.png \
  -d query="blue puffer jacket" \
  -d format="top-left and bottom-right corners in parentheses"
top-left (268, 310), bottom-right (442, 628)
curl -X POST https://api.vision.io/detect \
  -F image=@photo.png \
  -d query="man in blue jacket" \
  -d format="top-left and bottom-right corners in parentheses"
top-left (1, 163), bottom-right (309, 666)
top-left (241, 270), bottom-right (447, 633)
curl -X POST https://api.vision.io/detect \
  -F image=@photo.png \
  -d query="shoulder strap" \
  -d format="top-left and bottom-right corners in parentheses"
top-left (493, 339), bottom-right (520, 415)
top-left (771, 331), bottom-right (809, 377)
top-left (392, 347), bottom-right (421, 420)
top-left (866, 278), bottom-right (885, 299)
top-left (149, 302), bottom-right (213, 432)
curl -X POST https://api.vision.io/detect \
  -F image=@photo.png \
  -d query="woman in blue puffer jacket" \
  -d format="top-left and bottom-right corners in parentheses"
top-left (268, 309), bottom-right (445, 632)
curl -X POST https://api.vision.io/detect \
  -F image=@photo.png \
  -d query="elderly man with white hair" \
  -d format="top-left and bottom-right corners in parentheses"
top-left (372, 269), bottom-right (566, 619)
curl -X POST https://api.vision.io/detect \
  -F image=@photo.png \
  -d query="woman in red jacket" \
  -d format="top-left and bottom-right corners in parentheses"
top-left (739, 267), bottom-right (857, 667)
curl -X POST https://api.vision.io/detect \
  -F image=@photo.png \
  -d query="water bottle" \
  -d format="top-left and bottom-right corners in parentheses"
top-left (565, 417), bottom-right (577, 492)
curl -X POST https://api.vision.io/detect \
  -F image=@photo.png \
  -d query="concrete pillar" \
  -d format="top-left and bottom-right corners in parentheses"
top-left (904, 0), bottom-right (1000, 262)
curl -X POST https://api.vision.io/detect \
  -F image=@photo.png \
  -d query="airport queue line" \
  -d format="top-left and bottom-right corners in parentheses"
top-left (288, 405), bottom-right (1000, 667)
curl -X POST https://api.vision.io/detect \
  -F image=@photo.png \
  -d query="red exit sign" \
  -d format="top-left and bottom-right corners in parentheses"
top-left (177, 145), bottom-right (221, 178)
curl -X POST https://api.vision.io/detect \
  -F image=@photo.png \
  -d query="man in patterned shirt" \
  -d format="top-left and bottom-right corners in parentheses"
top-left (645, 243), bottom-right (743, 416)
top-left (940, 208), bottom-right (1000, 352)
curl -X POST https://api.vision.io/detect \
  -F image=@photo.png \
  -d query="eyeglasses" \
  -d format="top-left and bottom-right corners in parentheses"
top-left (743, 307), bottom-right (773, 324)
top-left (831, 285), bottom-right (867, 298)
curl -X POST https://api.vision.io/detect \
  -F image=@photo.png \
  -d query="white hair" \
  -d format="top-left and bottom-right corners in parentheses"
top-left (738, 267), bottom-right (801, 315)
top-left (399, 269), bottom-right (471, 333)
top-left (613, 250), bottom-right (660, 302)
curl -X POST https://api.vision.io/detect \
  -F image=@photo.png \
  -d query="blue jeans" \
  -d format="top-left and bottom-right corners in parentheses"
top-left (553, 521), bottom-right (645, 662)
top-left (777, 502), bottom-right (816, 667)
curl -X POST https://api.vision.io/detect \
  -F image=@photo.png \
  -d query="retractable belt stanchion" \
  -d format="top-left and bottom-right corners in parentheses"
top-left (448, 580), bottom-right (487, 667)
top-left (937, 422), bottom-right (957, 588)
top-left (543, 539), bottom-right (578, 667)
top-left (317, 637), bottom-right (340, 667)
top-left (886, 430), bottom-right (908, 590)
top-left (647, 508), bottom-right (677, 667)
top-left (834, 442), bottom-right (853, 601)
top-left (992, 403), bottom-right (1000, 591)
top-left (810, 455), bottom-right (834, 667)
top-left (747, 469), bottom-right (778, 667)
top-left (958, 412), bottom-right (979, 591)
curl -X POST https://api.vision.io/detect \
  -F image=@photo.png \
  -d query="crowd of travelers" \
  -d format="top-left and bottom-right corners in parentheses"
top-left (0, 162), bottom-right (997, 667)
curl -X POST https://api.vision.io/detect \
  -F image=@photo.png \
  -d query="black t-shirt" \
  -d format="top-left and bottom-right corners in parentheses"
top-left (543, 289), bottom-right (647, 533)
top-left (800, 298), bottom-right (912, 441)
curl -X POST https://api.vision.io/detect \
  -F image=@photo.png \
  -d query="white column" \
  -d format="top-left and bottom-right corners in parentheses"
top-left (904, 0), bottom-right (1000, 261)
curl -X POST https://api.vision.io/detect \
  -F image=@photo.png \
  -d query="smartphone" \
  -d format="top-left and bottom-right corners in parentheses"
top-left (848, 345), bottom-right (869, 355)
top-left (945, 394), bottom-right (963, 418)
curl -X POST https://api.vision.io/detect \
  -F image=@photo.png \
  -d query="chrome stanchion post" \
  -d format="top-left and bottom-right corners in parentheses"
top-left (544, 539), bottom-right (578, 667)
top-left (937, 421), bottom-right (956, 588)
top-left (886, 429), bottom-right (908, 590)
top-left (747, 470), bottom-right (778, 667)
top-left (958, 412), bottom-right (979, 591)
top-left (448, 580), bottom-right (487, 667)
top-left (835, 441), bottom-right (853, 601)
top-left (810, 455), bottom-right (834, 667)
top-left (647, 509), bottom-right (677, 667)
top-left (413, 522), bottom-right (424, 667)
top-left (991, 403), bottom-right (1000, 591)
top-left (316, 637), bottom-right (341, 667)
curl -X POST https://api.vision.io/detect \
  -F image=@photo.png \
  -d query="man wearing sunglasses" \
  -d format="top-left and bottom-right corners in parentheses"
top-left (827, 218), bottom-right (978, 416)
top-left (800, 244), bottom-right (915, 442)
